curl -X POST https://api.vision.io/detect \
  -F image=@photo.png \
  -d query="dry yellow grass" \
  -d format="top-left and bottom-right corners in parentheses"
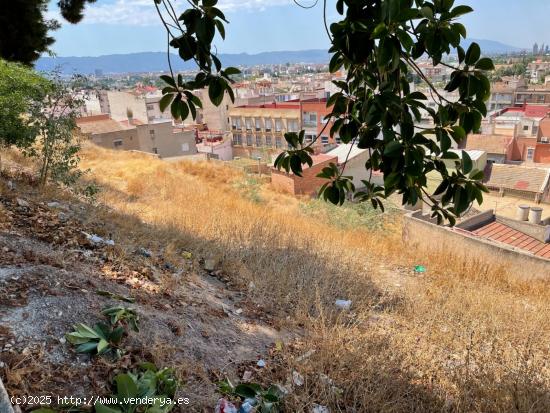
top-left (77, 143), bottom-right (550, 412)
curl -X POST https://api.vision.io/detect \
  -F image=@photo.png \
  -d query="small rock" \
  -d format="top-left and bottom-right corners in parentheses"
top-left (235, 308), bottom-right (243, 315)
top-left (136, 247), bottom-right (152, 258)
top-left (59, 337), bottom-right (66, 344)
top-left (292, 370), bottom-right (304, 386)
top-left (48, 201), bottom-right (61, 208)
top-left (16, 198), bottom-right (29, 208)
top-left (335, 299), bottom-right (352, 310)
top-left (58, 212), bottom-right (68, 222)
top-left (7, 180), bottom-right (15, 190)
top-left (204, 254), bottom-right (221, 271)
top-left (242, 370), bottom-right (253, 382)
top-left (0, 361), bottom-right (5, 368)
top-left (256, 359), bottom-right (266, 368)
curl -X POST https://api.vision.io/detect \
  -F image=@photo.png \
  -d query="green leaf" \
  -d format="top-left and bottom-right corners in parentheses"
top-left (160, 75), bottom-right (176, 88)
top-left (462, 150), bottom-right (473, 174)
top-left (159, 94), bottom-right (174, 113)
top-left (450, 5), bottom-right (473, 18)
top-left (208, 78), bottom-right (224, 106)
top-left (475, 58), bottom-right (495, 71)
top-left (115, 374), bottom-right (139, 398)
top-left (96, 339), bottom-right (110, 355)
top-left (76, 341), bottom-right (99, 354)
top-left (384, 140), bottom-right (403, 158)
top-left (465, 42), bottom-right (481, 65)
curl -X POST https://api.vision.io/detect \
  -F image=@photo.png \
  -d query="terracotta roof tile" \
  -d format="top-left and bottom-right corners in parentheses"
top-left (472, 222), bottom-right (550, 258)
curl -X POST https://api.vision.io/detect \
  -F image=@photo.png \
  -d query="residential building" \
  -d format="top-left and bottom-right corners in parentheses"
top-left (228, 101), bottom-right (301, 160)
top-left (485, 164), bottom-right (550, 202)
top-left (324, 144), bottom-right (383, 188)
top-left (76, 114), bottom-right (197, 158)
top-left (300, 98), bottom-right (339, 147)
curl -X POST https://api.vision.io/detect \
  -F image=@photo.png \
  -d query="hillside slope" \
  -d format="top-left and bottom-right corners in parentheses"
top-left (1, 144), bottom-right (550, 412)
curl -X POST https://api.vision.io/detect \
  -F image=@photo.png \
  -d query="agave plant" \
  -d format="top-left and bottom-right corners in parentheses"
top-left (65, 322), bottom-right (124, 359)
top-left (102, 306), bottom-right (140, 332)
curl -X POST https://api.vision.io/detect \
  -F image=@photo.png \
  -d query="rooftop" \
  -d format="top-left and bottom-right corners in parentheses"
top-left (471, 221), bottom-right (550, 259)
top-left (486, 164), bottom-right (550, 193)
top-left (326, 143), bottom-right (368, 164)
top-left (465, 134), bottom-right (513, 155)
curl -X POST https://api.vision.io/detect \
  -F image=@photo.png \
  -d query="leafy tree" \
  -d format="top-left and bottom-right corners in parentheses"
top-left (0, 0), bottom-right (95, 65)
top-left (158, 0), bottom-right (493, 225)
top-left (23, 73), bottom-right (85, 186)
top-left (0, 60), bottom-right (50, 167)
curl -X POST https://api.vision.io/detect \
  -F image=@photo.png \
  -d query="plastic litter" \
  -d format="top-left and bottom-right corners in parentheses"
top-left (414, 265), bottom-right (426, 273)
top-left (215, 398), bottom-right (238, 413)
top-left (335, 299), bottom-right (352, 310)
top-left (238, 398), bottom-right (257, 413)
top-left (83, 232), bottom-right (115, 246)
top-left (256, 359), bottom-right (266, 368)
top-left (312, 404), bottom-right (330, 413)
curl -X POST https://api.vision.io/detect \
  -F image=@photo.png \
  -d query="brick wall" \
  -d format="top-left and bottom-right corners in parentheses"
top-left (271, 156), bottom-right (336, 196)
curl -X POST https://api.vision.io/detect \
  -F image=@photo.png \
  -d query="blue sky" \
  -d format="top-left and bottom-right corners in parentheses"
top-left (47, 0), bottom-right (550, 56)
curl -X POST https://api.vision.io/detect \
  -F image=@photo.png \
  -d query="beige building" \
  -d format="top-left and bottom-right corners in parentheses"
top-left (229, 102), bottom-right (301, 160)
top-left (145, 88), bottom-right (234, 131)
top-left (76, 114), bottom-right (197, 158)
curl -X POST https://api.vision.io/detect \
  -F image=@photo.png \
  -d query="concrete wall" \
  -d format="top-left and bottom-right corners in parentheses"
top-left (136, 122), bottom-right (197, 158)
top-left (90, 129), bottom-right (139, 151)
top-left (403, 211), bottom-right (550, 278)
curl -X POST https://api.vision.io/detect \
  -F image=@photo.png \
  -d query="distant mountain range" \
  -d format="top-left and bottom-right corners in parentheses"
top-left (36, 39), bottom-right (524, 75)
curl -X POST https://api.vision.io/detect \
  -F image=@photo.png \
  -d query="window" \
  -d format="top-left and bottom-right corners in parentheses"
top-left (245, 117), bottom-right (253, 131)
top-left (287, 119), bottom-right (299, 132)
top-left (335, 136), bottom-right (341, 144)
top-left (232, 117), bottom-right (241, 130)
top-left (265, 118), bottom-right (272, 132)
top-left (303, 111), bottom-right (317, 127)
top-left (148, 116), bottom-right (155, 121)
top-left (232, 133), bottom-right (242, 145)
top-left (255, 118), bottom-right (262, 131)
top-left (265, 136), bottom-right (272, 146)
top-left (321, 136), bottom-right (329, 145)
top-left (146, 104), bottom-right (154, 111)
top-left (527, 147), bottom-right (535, 161)
top-left (181, 143), bottom-right (190, 152)
top-left (246, 134), bottom-right (253, 146)
top-left (152, 147), bottom-right (158, 154)
top-left (275, 118), bottom-right (283, 132)
top-left (275, 137), bottom-right (282, 148)
top-left (113, 139), bottom-right (123, 148)
top-left (523, 125), bottom-right (529, 131)
top-left (150, 129), bottom-right (155, 135)
top-left (255, 135), bottom-right (262, 146)
top-left (305, 134), bottom-right (315, 143)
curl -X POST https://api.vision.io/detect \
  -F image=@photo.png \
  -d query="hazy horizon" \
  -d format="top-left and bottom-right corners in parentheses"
top-left (46, 0), bottom-right (549, 57)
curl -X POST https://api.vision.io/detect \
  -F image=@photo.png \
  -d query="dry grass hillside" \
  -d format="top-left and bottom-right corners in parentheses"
top-left (2, 143), bottom-right (550, 412)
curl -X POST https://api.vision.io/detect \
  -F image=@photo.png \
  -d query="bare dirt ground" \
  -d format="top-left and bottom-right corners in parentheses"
top-left (0, 175), bottom-right (291, 412)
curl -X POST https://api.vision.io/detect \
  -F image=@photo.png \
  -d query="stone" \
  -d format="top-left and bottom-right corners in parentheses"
top-left (16, 198), bottom-right (29, 208)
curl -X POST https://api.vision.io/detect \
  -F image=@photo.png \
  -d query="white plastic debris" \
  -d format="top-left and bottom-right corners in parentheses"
top-left (292, 370), bottom-right (304, 386)
top-left (312, 404), bottom-right (330, 413)
top-left (335, 299), bottom-right (352, 310)
top-left (256, 359), bottom-right (266, 368)
top-left (215, 398), bottom-right (237, 413)
top-left (83, 232), bottom-right (115, 246)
